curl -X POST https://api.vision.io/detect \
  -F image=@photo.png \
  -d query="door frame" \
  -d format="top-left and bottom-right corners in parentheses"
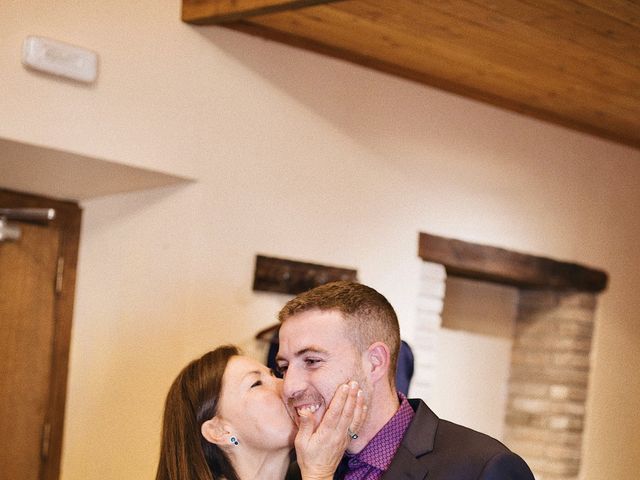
top-left (0, 188), bottom-right (82, 480)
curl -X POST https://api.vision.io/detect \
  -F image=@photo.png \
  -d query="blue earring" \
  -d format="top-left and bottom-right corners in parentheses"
top-left (230, 436), bottom-right (239, 446)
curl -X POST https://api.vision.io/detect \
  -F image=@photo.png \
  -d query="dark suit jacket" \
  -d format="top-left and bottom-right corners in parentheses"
top-left (287, 398), bottom-right (534, 480)
top-left (375, 399), bottom-right (535, 480)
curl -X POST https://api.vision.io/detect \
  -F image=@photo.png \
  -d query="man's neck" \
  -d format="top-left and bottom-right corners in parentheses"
top-left (346, 387), bottom-right (400, 454)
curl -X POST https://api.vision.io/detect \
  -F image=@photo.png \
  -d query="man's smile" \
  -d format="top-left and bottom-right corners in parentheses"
top-left (295, 403), bottom-right (322, 416)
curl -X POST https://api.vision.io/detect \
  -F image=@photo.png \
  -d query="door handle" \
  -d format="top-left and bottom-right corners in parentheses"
top-left (0, 208), bottom-right (56, 223)
top-left (0, 208), bottom-right (56, 242)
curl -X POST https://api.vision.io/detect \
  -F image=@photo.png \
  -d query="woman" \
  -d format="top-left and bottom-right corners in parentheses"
top-left (156, 345), bottom-right (365, 480)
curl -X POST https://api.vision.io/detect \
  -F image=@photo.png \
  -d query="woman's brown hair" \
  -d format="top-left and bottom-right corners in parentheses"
top-left (155, 345), bottom-right (240, 480)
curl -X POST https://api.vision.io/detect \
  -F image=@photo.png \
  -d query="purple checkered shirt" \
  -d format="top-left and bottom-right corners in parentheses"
top-left (342, 393), bottom-right (414, 480)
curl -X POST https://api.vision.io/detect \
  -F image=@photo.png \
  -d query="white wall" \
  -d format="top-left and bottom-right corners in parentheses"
top-left (434, 277), bottom-right (518, 440)
top-left (2, 1), bottom-right (640, 479)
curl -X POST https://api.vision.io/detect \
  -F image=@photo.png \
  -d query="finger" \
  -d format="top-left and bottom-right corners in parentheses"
top-left (348, 392), bottom-right (367, 436)
top-left (334, 382), bottom-right (359, 433)
top-left (294, 409), bottom-right (314, 447)
top-left (319, 382), bottom-right (351, 431)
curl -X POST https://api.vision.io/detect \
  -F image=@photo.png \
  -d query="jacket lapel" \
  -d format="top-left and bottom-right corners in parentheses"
top-left (381, 444), bottom-right (430, 480)
top-left (380, 399), bottom-right (438, 480)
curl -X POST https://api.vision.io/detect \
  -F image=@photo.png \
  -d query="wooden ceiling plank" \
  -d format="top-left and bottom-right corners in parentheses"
top-left (510, 0), bottom-right (640, 67)
top-left (357, 1), bottom-right (640, 104)
top-left (236, 17), bottom-right (556, 111)
top-left (231, 19), bottom-right (639, 148)
top-left (250, 6), bottom-right (542, 93)
top-left (249, 5), bottom-right (640, 142)
top-left (182, 0), bottom-right (640, 148)
top-left (411, 1), bottom-right (640, 130)
top-left (304, 2), bottom-right (640, 119)
top-left (181, 0), bottom-right (337, 24)
top-left (427, 0), bottom-right (640, 94)
top-left (229, 18), bottom-right (535, 107)
top-left (570, 0), bottom-right (640, 31)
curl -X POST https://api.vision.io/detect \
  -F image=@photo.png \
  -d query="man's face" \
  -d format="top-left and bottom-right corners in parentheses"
top-left (276, 309), bottom-right (368, 428)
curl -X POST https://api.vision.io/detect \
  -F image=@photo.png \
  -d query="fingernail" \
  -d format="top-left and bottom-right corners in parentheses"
top-left (341, 383), bottom-right (350, 392)
top-left (349, 381), bottom-right (358, 389)
top-left (357, 389), bottom-right (363, 397)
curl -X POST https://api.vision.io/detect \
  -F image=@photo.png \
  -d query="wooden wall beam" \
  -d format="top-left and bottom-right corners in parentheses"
top-left (418, 233), bottom-right (608, 293)
top-left (253, 254), bottom-right (357, 295)
top-left (182, 0), bottom-right (336, 24)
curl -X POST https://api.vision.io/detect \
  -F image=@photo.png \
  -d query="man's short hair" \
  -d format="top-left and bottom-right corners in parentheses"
top-left (278, 281), bottom-right (400, 387)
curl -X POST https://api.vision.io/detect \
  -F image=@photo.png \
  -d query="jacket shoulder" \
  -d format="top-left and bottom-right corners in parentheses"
top-left (403, 399), bottom-right (534, 479)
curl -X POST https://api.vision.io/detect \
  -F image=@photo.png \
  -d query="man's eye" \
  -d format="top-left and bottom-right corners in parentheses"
top-left (251, 380), bottom-right (262, 388)
top-left (276, 365), bottom-right (287, 377)
top-left (304, 358), bottom-right (321, 367)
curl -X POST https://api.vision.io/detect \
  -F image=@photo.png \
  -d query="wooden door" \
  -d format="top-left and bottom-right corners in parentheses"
top-left (0, 189), bottom-right (81, 480)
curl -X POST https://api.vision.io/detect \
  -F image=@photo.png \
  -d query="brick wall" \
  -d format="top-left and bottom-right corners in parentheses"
top-left (410, 261), bottom-right (446, 403)
top-left (412, 267), bottom-right (597, 480)
top-left (505, 290), bottom-right (596, 480)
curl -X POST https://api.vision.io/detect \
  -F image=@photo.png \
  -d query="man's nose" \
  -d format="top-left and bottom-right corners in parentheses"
top-left (282, 366), bottom-right (306, 400)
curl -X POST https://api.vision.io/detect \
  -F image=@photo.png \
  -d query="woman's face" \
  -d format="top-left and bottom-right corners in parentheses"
top-left (216, 355), bottom-right (296, 450)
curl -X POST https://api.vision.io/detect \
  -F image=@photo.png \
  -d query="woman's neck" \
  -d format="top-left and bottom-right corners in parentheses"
top-left (229, 447), bottom-right (291, 480)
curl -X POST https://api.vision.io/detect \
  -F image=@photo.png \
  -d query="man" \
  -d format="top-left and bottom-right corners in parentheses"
top-left (276, 281), bottom-right (534, 480)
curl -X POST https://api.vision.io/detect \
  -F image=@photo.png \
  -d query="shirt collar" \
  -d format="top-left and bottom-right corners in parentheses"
top-left (347, 392), bottom-right (415, 471)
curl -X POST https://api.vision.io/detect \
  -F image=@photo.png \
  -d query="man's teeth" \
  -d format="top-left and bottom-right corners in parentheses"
top-left (296, 404), bottom-right (321, 415)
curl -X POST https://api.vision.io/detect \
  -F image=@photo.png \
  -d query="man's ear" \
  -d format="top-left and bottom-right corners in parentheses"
top-left (201, 416), bottom-right (230, 446)
top-left (366, 342), bottom-right (391, 384)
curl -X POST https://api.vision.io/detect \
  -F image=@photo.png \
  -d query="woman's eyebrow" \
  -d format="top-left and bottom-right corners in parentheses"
top-left (241, 370), bottom-right (262, 382)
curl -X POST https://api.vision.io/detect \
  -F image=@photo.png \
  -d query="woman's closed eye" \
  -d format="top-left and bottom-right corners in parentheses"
top-left (250, 380), bottom-right (262, 388)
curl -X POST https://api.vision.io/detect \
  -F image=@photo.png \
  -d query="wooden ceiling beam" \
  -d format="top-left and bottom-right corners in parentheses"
top-left (423, 1), bottom-right (640, 88)
top-left (471, 0), bottom-right (640, 67)
top-left (576, 0), bottom-right (640, 30)
top-left (231, 17), bottom-right (639, 148)
top-left (182, 0), bottom-right (337, 24)
top-left (181, 0), bottom-right (640, 149)
top-left (247, 5), bottom-right (639, 145)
